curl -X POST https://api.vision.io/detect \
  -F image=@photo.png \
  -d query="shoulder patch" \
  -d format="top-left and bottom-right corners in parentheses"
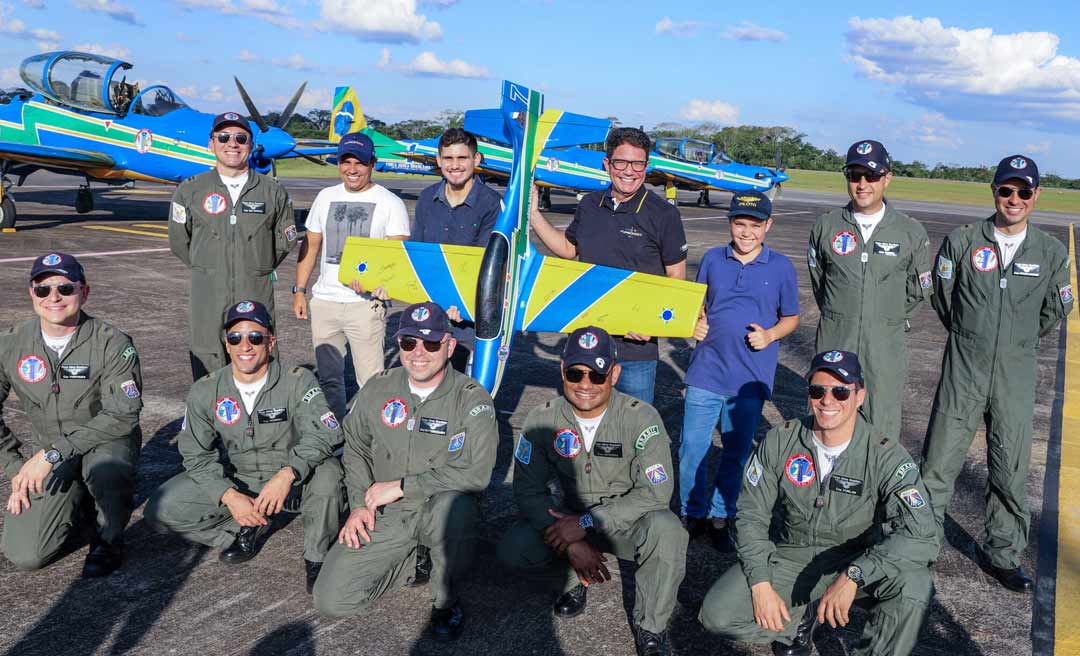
top-left (634, 425), bottom-right (660, 450)
top-left (469, 404), bottom-right (494, 418)
top-left (745, 454), bottom-right (763, 487)
top-left (120, 345), bottom-right (138, 362)
top-left (514, 434), bottom-right (532, 465)
top-left (894, 462), bottom-right (918, 480)
top-left (302, 387), bottom-right (323, 404)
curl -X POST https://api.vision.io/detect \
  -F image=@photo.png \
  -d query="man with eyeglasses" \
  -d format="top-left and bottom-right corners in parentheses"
top-left (530, 127), bottom-right (688, 405)
top-left (169, 111), bottom-right (297, 381)
top-left (145, 300), bottom-right (344, 594)
top-left (700, 350), bottom-right (935, 656)
top-left (807, 140), bottom-right (931, 439)
top-left (314, 302), bottom-right (497, 642)
top-left (497, 327), bottom-right (686, 656)
top-left (292, 132), bottom-right (410, 420)
top-left (920, 155), bottom-right (1072, 593)
top-left (0, 252), bottom-right (142, 577)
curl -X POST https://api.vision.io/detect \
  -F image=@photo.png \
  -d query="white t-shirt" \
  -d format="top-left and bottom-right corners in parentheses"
top-left (994, 227), bottom-right (1027, 267)
top-left (42, 330), bottom-right (75, 358)
top-left (219, 171), bottom-right (250, 205)
top-left (853, 204), bottom-right (886, 241)
top-left (234, 373), bottom-right (268, 413)
top-left (409, 380), bottom-right (435, 402)
top-left (812, 435), bottom-right (850, 483)
top-left (575, 410), bottom-right (607, 453)
top-left (305, 183), bottom-right (411, 302)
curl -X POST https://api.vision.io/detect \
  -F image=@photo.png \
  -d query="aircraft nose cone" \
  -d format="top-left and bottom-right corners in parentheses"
top-left (256, 128), bottom-right (296, 160)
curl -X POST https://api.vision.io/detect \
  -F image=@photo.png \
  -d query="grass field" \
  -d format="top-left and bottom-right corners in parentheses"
top-left (784, 168), bottom-right (1080, 215)
top-left (275, 158), bottom-right (432, 180)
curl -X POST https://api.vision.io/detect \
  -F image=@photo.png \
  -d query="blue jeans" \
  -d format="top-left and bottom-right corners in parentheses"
top-left (678, 386), bottom-right (764, 519)
top-left (614, 359), bottom-right (658, 405)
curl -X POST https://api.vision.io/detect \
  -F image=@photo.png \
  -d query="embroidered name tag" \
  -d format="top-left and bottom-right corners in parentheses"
top-left (257, 407), bottom-right (289, 423)
top-left (419, 417), bottom-right (448, 435)
top-left (829, 475), bottom-right (864, 496)
top-left (59, 364), bottom-right (90, 379)
top-left (593, 441), bottom-right (623, 458)
top-left (240, 201), bottom-right (266, 213)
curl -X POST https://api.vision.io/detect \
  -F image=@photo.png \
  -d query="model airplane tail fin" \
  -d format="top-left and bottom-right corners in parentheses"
top-left (329, 86), bottom-right (366, 143)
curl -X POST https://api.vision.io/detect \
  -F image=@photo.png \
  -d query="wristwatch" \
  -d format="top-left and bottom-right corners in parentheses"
top-left (578, 513), bottom-right (596, 534)
top-left (846, 564), bottom-right (864, 588)
top-left (44, 448), bottom-right (62, 465)
top-left (291, 285), bottom-right (307, 294)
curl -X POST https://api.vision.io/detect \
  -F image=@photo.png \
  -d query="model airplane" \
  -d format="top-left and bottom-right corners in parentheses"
top-left (337, 81), bottom-right (707, 397)
top-left (0, 50), bottom-right (339, 230)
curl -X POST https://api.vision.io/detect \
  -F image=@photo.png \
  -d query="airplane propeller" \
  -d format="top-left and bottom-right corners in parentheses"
top-left (774, 146), bottom-right (785, 172)
top-left (233, 78), bottom-right (327, 176)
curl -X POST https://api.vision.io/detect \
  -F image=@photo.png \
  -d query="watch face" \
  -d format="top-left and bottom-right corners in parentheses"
top-left (847, 565), bottom-right (863, 581)
top-left (44, 449), bottom-right (61, 464)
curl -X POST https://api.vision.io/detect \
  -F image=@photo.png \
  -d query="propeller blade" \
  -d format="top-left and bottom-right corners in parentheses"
top-left (298, 152), bottom-right (328, 166)
top-left (271, 160), bottom-right (278, 180)
top-left (276, 81), bottom-right (307, 129)
top-left (234, 77), bottom-right (269, 133)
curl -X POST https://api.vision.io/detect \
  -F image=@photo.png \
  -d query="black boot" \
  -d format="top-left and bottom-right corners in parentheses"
top-left (305, 559), bottom-right (323, 595)
top-left (634, 626), bottom-right (669, 656)
top-left (82, 538), bottom-right (123, 578)
top-left (771, 605), bottom-right (815, 656)
top-left (707, 518), bottom-right (735, 553)
top-left (407, 544), bottom-right (432, 587)
top-left (429, 604), bottom-right (464, 642)
top-left (988, 564), bottom-right (1033, 593)
top-left (553, 584), bottom-right (587, 618)
top-left (219, 525), bottom-right (267, 565)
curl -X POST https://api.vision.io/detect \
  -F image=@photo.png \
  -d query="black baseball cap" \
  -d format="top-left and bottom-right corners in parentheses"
top-left (211, 111), bottom-right (251, 135)
top-left (394, 302), bottom-right (450, 341)
top-left (807, 350), bottom-right (863, 385)
top-left (729, 190), bottom-right (772, 220)
top-left (993, 154), bottom-right (1039, 188)
top-left (30, 252), bottom-right (85, 283)
top-left (336, 132), bottom-right (376, 165)
top-left (224, 300), bottom-right (274, 333)
top-left (845, 140), bottom-right (891, 172)
top-left (562, 326), bottom-right (617, 374)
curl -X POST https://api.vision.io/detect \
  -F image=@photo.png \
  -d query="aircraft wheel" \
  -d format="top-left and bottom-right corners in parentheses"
top-left (75, 189), bottom-right (94, 214)
top-left (0, 196), bottom-right (14, 230)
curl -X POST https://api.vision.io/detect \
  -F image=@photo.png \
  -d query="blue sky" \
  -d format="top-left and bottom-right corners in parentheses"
top-left (2, 0), bottom-right (1080, 176)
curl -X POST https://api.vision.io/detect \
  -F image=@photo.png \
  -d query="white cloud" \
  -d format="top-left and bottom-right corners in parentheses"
top-left (422, 0), bottom-right (457, 6)
top-left (0, 66), bottom-right (19, 85)
top-left (376, 48), bottom-right (391, 68)
top-left (177, 0), bottom-right (302, 29)
top-left (655, 17), bottom-right (705, 37)
top-left (0, 4), bottom-right (61, 41)
top-left (237, 48), bottom-right (261, 62)
top-left (1024, 140), bottom-right (1051, 154)
top-left (20, 0), bottom-right (43, 8)
top-left (847, 16), bottom-right (1080, 128)
top-left (404, 51), bottom-right (488, 78)
top-left (74, 0), bottom-right (140, 24)
top-left (720, 21), bottom-right (786, 42)
top-left (319, 0), bottom-right (442, 43)
top-left (271, 53), bottom-right (316, 71)
top-left (72, 43), bottom-right (131, 59)
top-left (679, 99), bottom-right (740, 124)
top-left (204, 85), bottom-right (225, 102)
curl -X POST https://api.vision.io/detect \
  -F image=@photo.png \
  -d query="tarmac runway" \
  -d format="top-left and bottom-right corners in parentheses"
top-left (0, 172), bottom-right (1074, 655)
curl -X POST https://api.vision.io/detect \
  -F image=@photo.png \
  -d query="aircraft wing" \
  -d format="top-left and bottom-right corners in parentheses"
top-left (337, 237), bottom-right (482, 322)
top-left (520, 255), bottom-right (705, 337)
top-left (0, 141), bottom-right (114, 170)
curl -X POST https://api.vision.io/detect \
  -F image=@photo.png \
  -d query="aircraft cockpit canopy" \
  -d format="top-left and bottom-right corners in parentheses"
top-left (655, 137), bottom-right (715, 164)
top-left (131, 86), bottom-right (189, 117)
top-left (19, 51), bottom-right (137, 114)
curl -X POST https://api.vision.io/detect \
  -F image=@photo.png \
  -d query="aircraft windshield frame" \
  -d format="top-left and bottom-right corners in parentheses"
top-left (130, 85), bottom-right (190, 117)
top-left (19, 51), bottom-right (133, 114)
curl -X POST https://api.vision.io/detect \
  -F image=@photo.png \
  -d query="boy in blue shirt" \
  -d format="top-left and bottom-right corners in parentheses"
top-left (679, 191), bottom-right (800, 549)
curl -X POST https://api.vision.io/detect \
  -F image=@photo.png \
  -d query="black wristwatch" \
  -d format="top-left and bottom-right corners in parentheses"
top-left (291, 285), bottom-right (307, 294)
top-left (846, 564), bottom-right (864, 588)
top-left (578, 513), bottom-right (596, 534)
top-left (44, 448), bottom-right (62, 465)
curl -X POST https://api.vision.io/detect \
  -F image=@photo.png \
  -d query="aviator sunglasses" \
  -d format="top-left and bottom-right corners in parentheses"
top-left (226, 331), bottom-right (269, 346)
top-left (808, 384), bottom-right (855, 401)
top-left (564, 368), bottom-right (608, 385)
top-left (399, 336), bottom-right (445, 353)
top-left (32, 283), bottom-right (82, 298)
top-left (844, 169), bottom-right (887, 184)
top-left (215, 132), bottom-right (250, 145)
top-left (996, 186), bottom-right (1034, 200)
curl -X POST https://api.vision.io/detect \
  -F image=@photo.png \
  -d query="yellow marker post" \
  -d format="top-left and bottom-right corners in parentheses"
top-left (1057, 222), bottom-right (1080, 654)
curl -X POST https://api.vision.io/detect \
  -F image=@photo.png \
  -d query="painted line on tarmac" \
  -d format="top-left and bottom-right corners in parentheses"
top-left (131, 223), bottom-right (169, 230)
top-left (82, 225), bottom-right (168, 238)
top-left (0, 247), bottom-right (170, 264)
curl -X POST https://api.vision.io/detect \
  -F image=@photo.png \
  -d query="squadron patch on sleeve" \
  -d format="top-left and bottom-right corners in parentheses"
top-left (469, 404), bottom-right (494, 417)
top-left (448, 431), bottom-right (466, 452)
top-left (645, 464), bottom-right (668, 485)
top-left (1061, 284), bottom-right (1074, 304)
top-left (936, 255), bottom-right (953, 280)
top-left (120, 345), bottom-right (138, 362)
top-left (320, 411), bottom-right (339, 430)
top-left (302, 387), bottom-right (323, 403)
top-left (635, 425), bottom-right (660, 451)
top-left (899, 488), bottom-right (926, 509)
top-left (514, 434), bottom-right (532, 465)
top-left (171, 202), bottom-right (187, 224)
top-left (807, 243), bottom-right (817, 269)
top-left (745, 454), bottom-right (763, 487)
top-left (894, 462), bottom-right (918, 480)
top-left (919, 271), bottom-right (932, 289)
top-left (121, 380), bottom-right (140, 398)
top-left (285, 225), bottom-right (297, 242)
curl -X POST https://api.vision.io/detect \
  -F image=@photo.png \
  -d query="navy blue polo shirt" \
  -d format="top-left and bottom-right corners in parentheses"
top-left (413, 179), bottom-right (501, 247)
top-left (685, 244), bottom-right (799, 399)
top-left (566, 187), bottom-right (688, 361)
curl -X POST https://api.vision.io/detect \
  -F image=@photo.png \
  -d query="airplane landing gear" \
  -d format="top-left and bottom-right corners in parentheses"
top-left (696, 190), bottom-right (711, 207)
top-left (75, 186), bottom-right (94, 214)
top-left (0, 195), bottom-right (15, 231)
top-left (538, 187), bottom-right (552, 211)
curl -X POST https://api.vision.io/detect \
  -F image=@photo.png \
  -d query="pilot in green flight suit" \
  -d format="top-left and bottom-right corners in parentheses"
top-left (807, 140), bottom-right (931, 439)
top-left (699, 351), bottom-right (936, 656)
top-left (168, 111), bottom-right (296, 381)
top-left (921, 155), bottom-right (1072, 593)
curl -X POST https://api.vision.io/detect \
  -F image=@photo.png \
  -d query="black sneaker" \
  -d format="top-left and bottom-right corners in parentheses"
top-left (634, 626), bottom-right (669, 656)
top-left (219, 525), bottom-right (268, 565)
top-left (82, 539), bottom-right (123, 578)
top-left (430, 604), bottom-right (464, 642)
top-left (407, 544), bottom-right (432, 587)
top-left (553, 584), bottom-right (587, 618)
top-left (305, 559), bottom-right (323, 595)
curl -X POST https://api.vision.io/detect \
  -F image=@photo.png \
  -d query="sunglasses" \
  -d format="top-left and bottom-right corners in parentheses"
top-left (215, 132), bottom-right (250, 145)
top-left (808, 384), bottom-right (855, 401)
top-left (609, 158), bottom-right (648, 172)
top-left (32, 283), bottom-right (82, 298)
top-left (226, 331), bottom-right (269, 346)
top-left (844, 170), bottom-right (886, 183)
top-left (564, 368), bottom-right (608, 385)
top-left (996, 186), bottom-right (1034, 200)
top-left (399, 336), bottom-right (445, 353)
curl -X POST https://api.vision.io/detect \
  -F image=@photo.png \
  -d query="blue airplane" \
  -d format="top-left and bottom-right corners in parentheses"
top-left (337, 81), bottom-right (707, 397)
top-left (0, 50), bottom-right (337, 230)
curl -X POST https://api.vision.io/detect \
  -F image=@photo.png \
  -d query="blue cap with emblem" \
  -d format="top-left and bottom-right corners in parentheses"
top-left (728, 190), bottom-right (772, 221)
top-left (562, 326), bottom-right (617, 374)
top-left (807, 350), bottom-right (863, 385)
top-left (30, 252), bottom-right (85, 283)
top-left (395, 302), bottom-right (450, 340)
top-left (993, 154), bottom-right (1039, 188)
top-left (211, 111), bottom-right (251, 135)
top-left (224, 299), bottom-right (274, 333)
top-left (845, 139), bottom-right (891, 172)
top-left (336, 132), bottom-right (376, 165)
